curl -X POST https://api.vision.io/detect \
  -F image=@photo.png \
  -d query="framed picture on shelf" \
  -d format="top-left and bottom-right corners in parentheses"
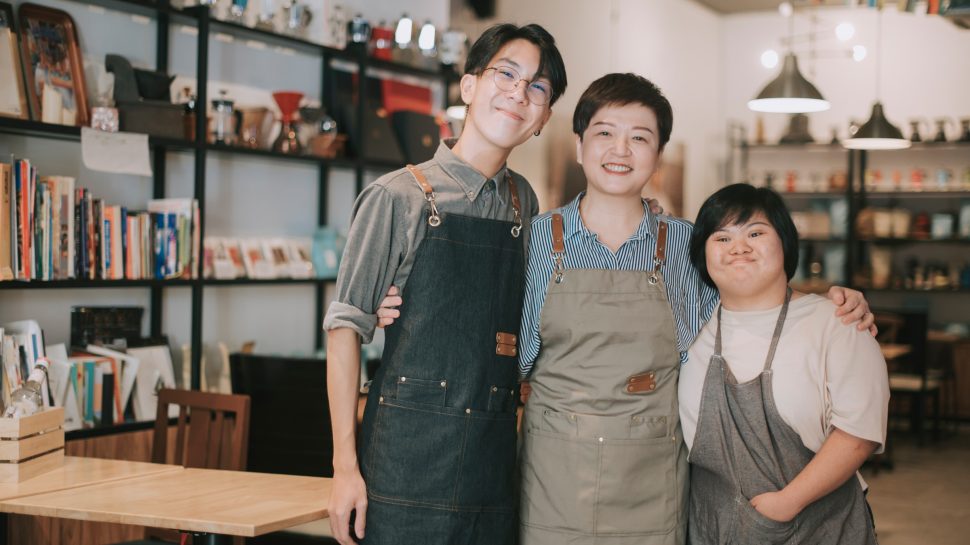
top-left (17, 3), bottom-right (89, 126)
top-left (0, 1), bottom-right (29, 119)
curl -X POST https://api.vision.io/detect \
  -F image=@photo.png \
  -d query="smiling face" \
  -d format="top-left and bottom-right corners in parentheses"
top-left (705, 212), bottom-right (789, 300)
top-left (459, 39), bottom-right (553, 152)
top-left (576, 102), bottom-right (662, 199)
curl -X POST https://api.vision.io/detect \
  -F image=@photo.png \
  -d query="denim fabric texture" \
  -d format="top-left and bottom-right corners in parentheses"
top-left (358, 210), bottom-right (524, 545)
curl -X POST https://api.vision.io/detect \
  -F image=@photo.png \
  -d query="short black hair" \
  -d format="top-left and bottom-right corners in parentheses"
top-left (464, 23), bottom-right (567, 106)
top-left (689, 183), bottom-right (800, 289)
top-left (572, 73), bottom-right (673, 149)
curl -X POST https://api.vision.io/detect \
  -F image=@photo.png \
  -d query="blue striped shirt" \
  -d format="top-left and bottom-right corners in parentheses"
top-left (518, 193), bottom-right (719, 377)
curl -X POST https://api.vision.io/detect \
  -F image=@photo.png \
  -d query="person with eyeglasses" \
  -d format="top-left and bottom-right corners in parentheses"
top-left (323, 23), bottom-right (566, 545)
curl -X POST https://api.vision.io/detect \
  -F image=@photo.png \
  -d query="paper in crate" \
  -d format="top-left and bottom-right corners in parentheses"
top-left (0, 407), bottom-right (65, 482)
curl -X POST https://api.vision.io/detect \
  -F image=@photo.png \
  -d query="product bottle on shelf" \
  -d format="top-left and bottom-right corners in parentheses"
top-left (3, 359), bottom-right (50, 418)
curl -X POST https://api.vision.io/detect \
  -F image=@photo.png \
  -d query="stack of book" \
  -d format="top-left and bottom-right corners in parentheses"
top-left (0, 158), bottom-right (200, 281)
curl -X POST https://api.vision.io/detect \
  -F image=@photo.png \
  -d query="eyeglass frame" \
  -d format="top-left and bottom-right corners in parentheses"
top-left (481, 66), bottom-right (553, 106)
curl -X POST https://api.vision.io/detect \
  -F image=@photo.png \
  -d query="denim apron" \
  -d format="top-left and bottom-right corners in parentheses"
top-left (358, 165), bottom-right (525, 545)
top-left (687, 288), bottom-right (877, 545)
top-left (520, 214), bottom-right (688, 545)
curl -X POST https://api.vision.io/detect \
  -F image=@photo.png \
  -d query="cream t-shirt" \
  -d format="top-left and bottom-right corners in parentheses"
top-left (680, 294), bottom-right (889, 456)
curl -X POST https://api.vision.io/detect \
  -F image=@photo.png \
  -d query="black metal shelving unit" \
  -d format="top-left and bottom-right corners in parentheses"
top-left (736, 140), bottom-right (970, 298)
top-left (0, 0), bottom-right (450, 391)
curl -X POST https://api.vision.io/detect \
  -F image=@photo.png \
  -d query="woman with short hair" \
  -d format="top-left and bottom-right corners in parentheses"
top-left (680, 183), bottom-right (888, 544)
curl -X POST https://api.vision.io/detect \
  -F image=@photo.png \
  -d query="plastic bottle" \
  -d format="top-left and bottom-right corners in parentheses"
top-left (3, 359), bottom-right (50, 418)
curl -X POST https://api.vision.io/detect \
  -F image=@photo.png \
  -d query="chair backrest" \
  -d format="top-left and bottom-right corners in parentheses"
top-left (151, 389), bottom-right (251, 471)
top-left (229, 353), bottom-right (333, 477)
top-left (878, 309), bottom-right (930, 380)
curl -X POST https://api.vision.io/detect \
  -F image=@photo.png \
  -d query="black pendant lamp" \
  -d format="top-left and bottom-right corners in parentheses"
top-left (748, 8), bottom-right (830, 114)
top-left (843, 102), bottom-right (910, 149)
top-left (843, 9), bottom-right (910, 150)
top-left (748, 53), bottom-right (831, 113)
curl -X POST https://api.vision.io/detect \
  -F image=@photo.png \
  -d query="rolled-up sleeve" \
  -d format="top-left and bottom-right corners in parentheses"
top-left (323, 183), bottom-right (406, 344)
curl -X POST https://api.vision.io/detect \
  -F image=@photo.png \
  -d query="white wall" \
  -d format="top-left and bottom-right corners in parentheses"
top-left (721, 6), bottom-right (970, 145)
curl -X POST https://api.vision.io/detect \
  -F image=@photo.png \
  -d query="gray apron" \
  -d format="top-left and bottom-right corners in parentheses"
top-left (358, 166), bottom-right (525, 545)
top-left (520, 213), bottom-right (688, 545)
top-left (687, 289), bottom-right (877, 545)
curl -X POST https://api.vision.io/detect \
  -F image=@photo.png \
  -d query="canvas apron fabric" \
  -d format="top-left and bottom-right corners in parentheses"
top-left (520, 213), bottom-right (688, 545)
top-left (687, 289), bottom-right (877, 545)
top-left (357, 166), bottom-right (525, 545)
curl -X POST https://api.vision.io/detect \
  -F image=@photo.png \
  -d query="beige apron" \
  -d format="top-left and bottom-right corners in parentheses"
top-left (520, 213), bottom-right (688, 545)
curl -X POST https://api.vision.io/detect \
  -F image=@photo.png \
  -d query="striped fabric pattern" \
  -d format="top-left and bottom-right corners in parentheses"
top-left (519, 193), bottom-right (719, 378)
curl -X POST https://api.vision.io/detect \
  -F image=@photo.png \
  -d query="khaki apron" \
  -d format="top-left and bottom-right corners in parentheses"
top-left (520, 213), bottom-right (688, 545)
top-left (687, 288), bottom-right (877, 544)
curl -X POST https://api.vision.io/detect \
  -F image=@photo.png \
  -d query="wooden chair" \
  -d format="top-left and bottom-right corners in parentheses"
top-left (880, 310), bottom-right (942, 446)
top-left (118, 388), bottom-right (251, 545)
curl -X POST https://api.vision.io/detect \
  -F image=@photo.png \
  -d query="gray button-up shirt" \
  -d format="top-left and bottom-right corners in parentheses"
top-left (323, 139), bottom-right (540, 343)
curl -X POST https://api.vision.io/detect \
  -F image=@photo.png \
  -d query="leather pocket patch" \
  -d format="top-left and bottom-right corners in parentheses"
top-left (496, 331), bottom-right (517, 357)
top-left (626, 371), bottom-right (657, 394)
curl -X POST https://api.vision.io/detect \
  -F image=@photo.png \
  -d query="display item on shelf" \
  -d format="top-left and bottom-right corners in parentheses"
top-left (210, 90), bottom-right (240, 145)
top-left (959, 202), bottom-right (970, 238)
top-left (372, 23), bottom-right (394, 60)
top-left (960, 118), bottom-right (970, 142)
top-left (283, 0), bottom-right (312, 38)
top-left (272, 91), bottom-right (303, 155)
top-left (779, 113), bottom-right (814, 144)
top-left (239, 107), bottom-right (274, 149)
top-left (298, 106), bottom-right (339, 157)
top-left (4, 359), bottom-right (50, 418)
top-left (105, 54), bottom-right (183, 139)
top-left (909, 119), bottom-right (926, 143)
top-left (931, 213), bottom-right (955, 239)
top-left (934, 117), bottom-right (954, 142)
top-left (911, 211), bottom-right (932, 239)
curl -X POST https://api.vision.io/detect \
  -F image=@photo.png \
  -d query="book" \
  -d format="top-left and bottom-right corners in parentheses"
top-left (0, 163), bottom-right (12, 280)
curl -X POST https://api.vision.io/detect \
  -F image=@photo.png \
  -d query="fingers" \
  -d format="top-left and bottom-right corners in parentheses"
top-left (840, 304), bottom-right (866, 325)
top-left (829, 286), bottom-right (847, 314)
top-left (857, 310), bottom-right (876, 332)
top-left (354, 498), bottom-right (368, 541)
top-left (330, 502), bottom-right (351, 545)
top-left (387, 285), bottom-right (399, 296)
top-left (868, 323), bottom-right (879, 337)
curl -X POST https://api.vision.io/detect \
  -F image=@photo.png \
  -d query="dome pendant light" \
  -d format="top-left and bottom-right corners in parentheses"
top-left (748, 53), bottom-right (831, 113)
top-left (748, 6), bottom-right (830, 114)
top-left (843, 8), bottom-right (909, 150)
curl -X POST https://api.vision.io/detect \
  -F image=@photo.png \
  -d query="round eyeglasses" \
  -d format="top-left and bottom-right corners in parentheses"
top-left (483, 66), bottom-right (553, 106)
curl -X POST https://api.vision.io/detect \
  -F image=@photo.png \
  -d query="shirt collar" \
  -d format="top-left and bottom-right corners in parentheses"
top-left (434, 138), bottom-right (510, 202)
top-left (562, 192), bottom-right (658, 242)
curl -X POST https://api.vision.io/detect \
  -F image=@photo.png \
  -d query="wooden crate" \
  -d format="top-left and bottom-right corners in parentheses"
top-left (0, 407), bottom-right (65, 482)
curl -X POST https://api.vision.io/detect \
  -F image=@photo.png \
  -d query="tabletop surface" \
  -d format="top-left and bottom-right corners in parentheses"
top-left (0, 466), bottom-right (333, 537)
top-left (0, 456), bottom-right (181, 501)
top-left (880, 343), bottom-right (912, 361)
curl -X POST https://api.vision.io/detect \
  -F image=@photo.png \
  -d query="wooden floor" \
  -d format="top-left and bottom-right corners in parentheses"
top-left (864, 428), bottom-right (970, 545)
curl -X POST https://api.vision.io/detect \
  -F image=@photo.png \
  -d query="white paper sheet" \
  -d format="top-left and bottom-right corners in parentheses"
top-left (127, 345), bottom-right (178, 420)
top-left (81, 127), bottom-right (153, 177)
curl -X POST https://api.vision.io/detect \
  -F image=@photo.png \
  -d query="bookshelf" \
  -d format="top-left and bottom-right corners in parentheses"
top-left (0, 0), bottom-right (451, 393)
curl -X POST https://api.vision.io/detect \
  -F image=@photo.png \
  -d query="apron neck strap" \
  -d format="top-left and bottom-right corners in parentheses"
top-left (550, 213), bottom-right (565, 283)
top-left (406, 165), bottom-right (441, 227)
top-left (714, 286), bottom-right (793, 373)
top-left (507, 172), bottom-right (523, 238)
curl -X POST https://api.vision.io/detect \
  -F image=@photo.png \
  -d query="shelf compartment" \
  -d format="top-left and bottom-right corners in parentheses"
top-left (0, 279), bottom-right (195, 290)
top-left (859, 238), bottom-right (970, 245)
top-left (201, 278), bottom-right (332, 286)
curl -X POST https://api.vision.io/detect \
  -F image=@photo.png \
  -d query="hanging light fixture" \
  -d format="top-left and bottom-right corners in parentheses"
top-left (843, 8), bottom-right (910, 150)
top-left (748, 4), bottom-right (830, 114)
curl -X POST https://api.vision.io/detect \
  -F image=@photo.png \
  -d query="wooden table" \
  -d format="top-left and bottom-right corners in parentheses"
top-left (0, 456), bottom-right (179, 501)
top-left (880, 343), bottom-right (912, 361)
top-left (0, 466), bottom-right (332, 545)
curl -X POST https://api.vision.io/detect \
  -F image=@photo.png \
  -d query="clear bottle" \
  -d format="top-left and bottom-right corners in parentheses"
top-left (3, 359), bottom-right (49, 418)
